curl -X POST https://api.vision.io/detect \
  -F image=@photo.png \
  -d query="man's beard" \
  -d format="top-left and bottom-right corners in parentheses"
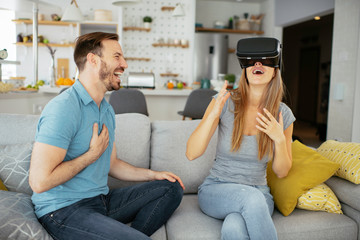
top-left (99, 60), bottom-right (120, 91)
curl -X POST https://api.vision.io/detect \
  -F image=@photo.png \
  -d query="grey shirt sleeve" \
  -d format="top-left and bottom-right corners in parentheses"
top-left (279, 102), bottom-right (296, 130)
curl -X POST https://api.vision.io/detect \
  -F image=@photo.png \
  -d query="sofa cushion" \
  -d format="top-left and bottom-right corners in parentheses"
top-left (326, 176), bottom-right (360, 212)
top-left (0, 142), bottom-right (33, 195)
top-left (108, 113), bottom-right (151, 189)
top-left (151, 120), bottom-right (217, 194)
top-left (166, 194), bottom-right (222, 240)
top-left (267, 140), bottom-right (339, 216)
top-left (296, 183), bottom-right (342, 214)
top-left (0, 191), bottom-right (52, 240)
top-left (273, 208), bottom-right (357, 240)
top-left (317, 140), bottom-right (360, 184)
top-left (0, 113), bottom-right (39, 145)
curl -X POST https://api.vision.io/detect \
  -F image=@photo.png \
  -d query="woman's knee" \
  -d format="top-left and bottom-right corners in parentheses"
top-left (242, 189), bottom-right (269, 211)
top-left (222, 213), bottom-right (249, 240)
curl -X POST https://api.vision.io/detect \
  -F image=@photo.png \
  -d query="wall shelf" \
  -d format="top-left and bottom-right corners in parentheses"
top-left (12, 19), bottom-right (77, 27)
top-left (123, 27), bottom-right (151, 32)
top-left (160, 73), bottom-right (179, 77)
top-left (161, 6), bottom-right (175, 11)
top-left (14, 42), bottom-right (75, 47)
top-left (152, 43), bottom-right (189, 48)
top-left (125, 57), bottom-right (151, 61)
top-left (195, 27), bottom-right (264, 35)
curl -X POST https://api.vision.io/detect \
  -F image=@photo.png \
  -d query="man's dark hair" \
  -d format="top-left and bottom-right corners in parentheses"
top-left (74, 32), bottom-right (119, 72)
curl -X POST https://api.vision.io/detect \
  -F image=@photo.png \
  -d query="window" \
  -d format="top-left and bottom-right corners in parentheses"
top-left (0, 9), bottom-right (16, 79)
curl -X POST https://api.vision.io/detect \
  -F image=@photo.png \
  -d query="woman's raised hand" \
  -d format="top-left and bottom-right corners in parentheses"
top-left (209, 81), bottom-right (231, 119)
top-left (255, 108), bottom-right (285, 144)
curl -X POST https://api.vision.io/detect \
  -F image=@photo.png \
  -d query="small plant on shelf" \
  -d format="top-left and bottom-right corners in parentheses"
top-left (143, 16), bottom-right (152, 29)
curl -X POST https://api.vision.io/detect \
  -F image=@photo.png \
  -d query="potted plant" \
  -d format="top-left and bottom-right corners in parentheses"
top-left (143, 16), bottom-right (152, 29)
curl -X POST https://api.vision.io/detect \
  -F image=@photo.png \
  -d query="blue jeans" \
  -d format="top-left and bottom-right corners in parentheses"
top-left (198, 177), bottom-right (278, 240)
top-left (39, 180), bottom-right (183, 240)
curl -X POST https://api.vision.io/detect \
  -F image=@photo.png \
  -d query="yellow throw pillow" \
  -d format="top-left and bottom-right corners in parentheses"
top-left (297, 183), bottom-right (342, 214)
top-left (0, 178), bottom-right (8, 191)
top-left (267, 140), bottom-right (339, 216)
top-left (317, 140), bottom-right (360, 184)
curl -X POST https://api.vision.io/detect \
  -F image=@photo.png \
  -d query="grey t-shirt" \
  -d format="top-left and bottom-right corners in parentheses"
top-left (208, 96), bottom-right (296, 186)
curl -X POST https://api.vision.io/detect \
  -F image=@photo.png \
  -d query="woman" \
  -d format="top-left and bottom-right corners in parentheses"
top-left (186, 37), bottom-right (295, 240)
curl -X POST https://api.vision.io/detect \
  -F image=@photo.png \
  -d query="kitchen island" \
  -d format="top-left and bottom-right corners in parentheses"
top-left (0, 86), bottom-right (192, 121)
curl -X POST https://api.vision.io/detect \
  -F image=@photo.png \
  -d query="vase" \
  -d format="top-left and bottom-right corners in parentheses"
top-left (49, 58), bottom-right (56, 87)
top-left (143, 22), bottom-right (151, 29)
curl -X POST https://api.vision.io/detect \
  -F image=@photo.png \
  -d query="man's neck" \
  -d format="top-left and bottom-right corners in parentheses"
top-left (78, 73), bottom-right (106, 108)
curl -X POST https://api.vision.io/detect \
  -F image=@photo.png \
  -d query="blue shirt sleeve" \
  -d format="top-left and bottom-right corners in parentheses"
top-left (35, 97), bottom-right (80, 150)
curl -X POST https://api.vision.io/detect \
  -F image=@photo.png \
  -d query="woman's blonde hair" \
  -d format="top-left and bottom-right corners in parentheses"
top-left (230, 68), bottom-right (284, 160)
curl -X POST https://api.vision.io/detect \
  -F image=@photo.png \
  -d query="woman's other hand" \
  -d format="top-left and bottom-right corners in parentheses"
top-left (255, 108), bottom-right (285, 144)
top-left (208, 81), bottom-right (231, 119)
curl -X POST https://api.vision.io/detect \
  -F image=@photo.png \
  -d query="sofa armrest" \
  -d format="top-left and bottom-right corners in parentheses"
top-left (0, 190), bottom-right (53, 240)
top-left (326, 176), bottom-right (360, 212)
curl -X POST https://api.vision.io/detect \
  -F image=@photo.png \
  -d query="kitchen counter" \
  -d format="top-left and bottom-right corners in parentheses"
top-left (39, 85), bottom-right (192, 96)
top-left (0, 87), bottom-right (193, 121)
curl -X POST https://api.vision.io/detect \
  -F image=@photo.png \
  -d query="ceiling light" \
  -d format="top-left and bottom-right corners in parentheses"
top-left (314, 16), bottom-right (321, 20)
top-left (172, 3), bottom-right (185, 17)
top-left (61, 0), bottom-right (83, 22)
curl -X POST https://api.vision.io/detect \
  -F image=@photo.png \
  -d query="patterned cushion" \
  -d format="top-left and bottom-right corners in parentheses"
top-left (0, 143), bottom-right (33, 195)
top-left (0, 191), bottom-right (52, 240)
top-left (296, 183), bottom-right (343, 214)
top-left (317, 140), bottom-right (360, 184)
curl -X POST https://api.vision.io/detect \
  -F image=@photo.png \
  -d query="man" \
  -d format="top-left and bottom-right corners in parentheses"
top-left (29, 32), bottom-right (184, 240)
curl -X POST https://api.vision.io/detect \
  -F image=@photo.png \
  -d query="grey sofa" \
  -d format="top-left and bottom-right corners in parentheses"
top-left (0, 113), bottom-right (359, 240)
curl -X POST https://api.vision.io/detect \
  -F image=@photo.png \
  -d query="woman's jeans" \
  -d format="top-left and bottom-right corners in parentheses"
top-left (198, 177), bottom-right (278, 240)
top-left (39, 180), bottom-right (183, 240)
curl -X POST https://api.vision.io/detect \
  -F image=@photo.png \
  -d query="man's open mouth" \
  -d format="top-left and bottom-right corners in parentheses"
top-left (114, 72), bottom-right (122, 80)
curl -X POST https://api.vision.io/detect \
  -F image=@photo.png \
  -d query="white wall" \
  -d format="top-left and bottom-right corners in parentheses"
top-left (327, 0), bottom-right (360, 142)
top-left (275, 0), bottom-right (334, 27)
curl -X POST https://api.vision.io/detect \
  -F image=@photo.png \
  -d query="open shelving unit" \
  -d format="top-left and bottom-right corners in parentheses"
top-left (14, 42), bottom-right (74, 48)
top-left (160, 73), bottom-right (179, 77)
top-left (195, 27), bottom-right (264, 35)
top-left (125, 57), bottom-right (151, 61)
top-left (12, 19), bottom-right (77, 26)
top-left (123, 27), bottom-right (151, 32)
top-left (152, 43), bottom-right (189, 48)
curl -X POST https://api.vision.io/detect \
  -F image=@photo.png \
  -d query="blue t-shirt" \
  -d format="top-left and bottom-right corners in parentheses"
top-left (208, 96), bottom-right (296, 186)
top-left (31, 80), bottom-right (115, 218)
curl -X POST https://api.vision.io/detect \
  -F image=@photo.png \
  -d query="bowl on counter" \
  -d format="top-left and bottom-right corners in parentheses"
top-left (166, 79), bottom-right (185, 89)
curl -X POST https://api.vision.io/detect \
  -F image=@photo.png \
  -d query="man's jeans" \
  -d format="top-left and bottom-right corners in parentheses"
top-left (198, 177), bottom-right (277, 240)
top-left (39, 180), bottom-right (183, 240)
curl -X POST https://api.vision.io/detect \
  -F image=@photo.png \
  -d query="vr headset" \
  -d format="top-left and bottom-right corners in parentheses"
top-left (236, 37), bottom-right (281, 69)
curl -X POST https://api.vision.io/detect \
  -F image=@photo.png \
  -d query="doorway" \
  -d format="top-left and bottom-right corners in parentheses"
top-left (282, 13), bottom-right (334, 147)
